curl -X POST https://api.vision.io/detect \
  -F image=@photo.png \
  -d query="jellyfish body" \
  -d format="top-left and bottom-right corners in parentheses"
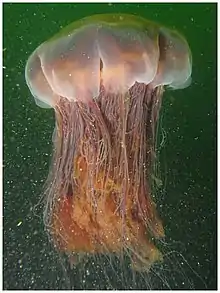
top-left (25, 14), bottom-right (192, 272)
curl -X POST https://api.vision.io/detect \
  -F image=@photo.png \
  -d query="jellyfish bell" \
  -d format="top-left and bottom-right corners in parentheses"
top-left (25, 14), bottom-right (192, 279)
top-left (25, 14), bottom-right (191, 105)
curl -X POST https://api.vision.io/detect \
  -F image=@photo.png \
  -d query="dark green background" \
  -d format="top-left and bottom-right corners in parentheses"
top-left (3, 2), bottom-right (216, 290)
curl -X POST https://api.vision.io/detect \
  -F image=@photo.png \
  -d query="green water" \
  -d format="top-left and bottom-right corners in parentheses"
top-left (3, 3), bottom-right (216, 290)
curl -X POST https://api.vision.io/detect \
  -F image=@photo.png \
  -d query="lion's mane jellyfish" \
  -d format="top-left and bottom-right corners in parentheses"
top-left (25, 14), bottom-right (192, 273)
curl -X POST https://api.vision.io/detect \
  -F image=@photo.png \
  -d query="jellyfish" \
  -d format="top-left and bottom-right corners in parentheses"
top-left (25, 14), bottom-right (192, 274)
